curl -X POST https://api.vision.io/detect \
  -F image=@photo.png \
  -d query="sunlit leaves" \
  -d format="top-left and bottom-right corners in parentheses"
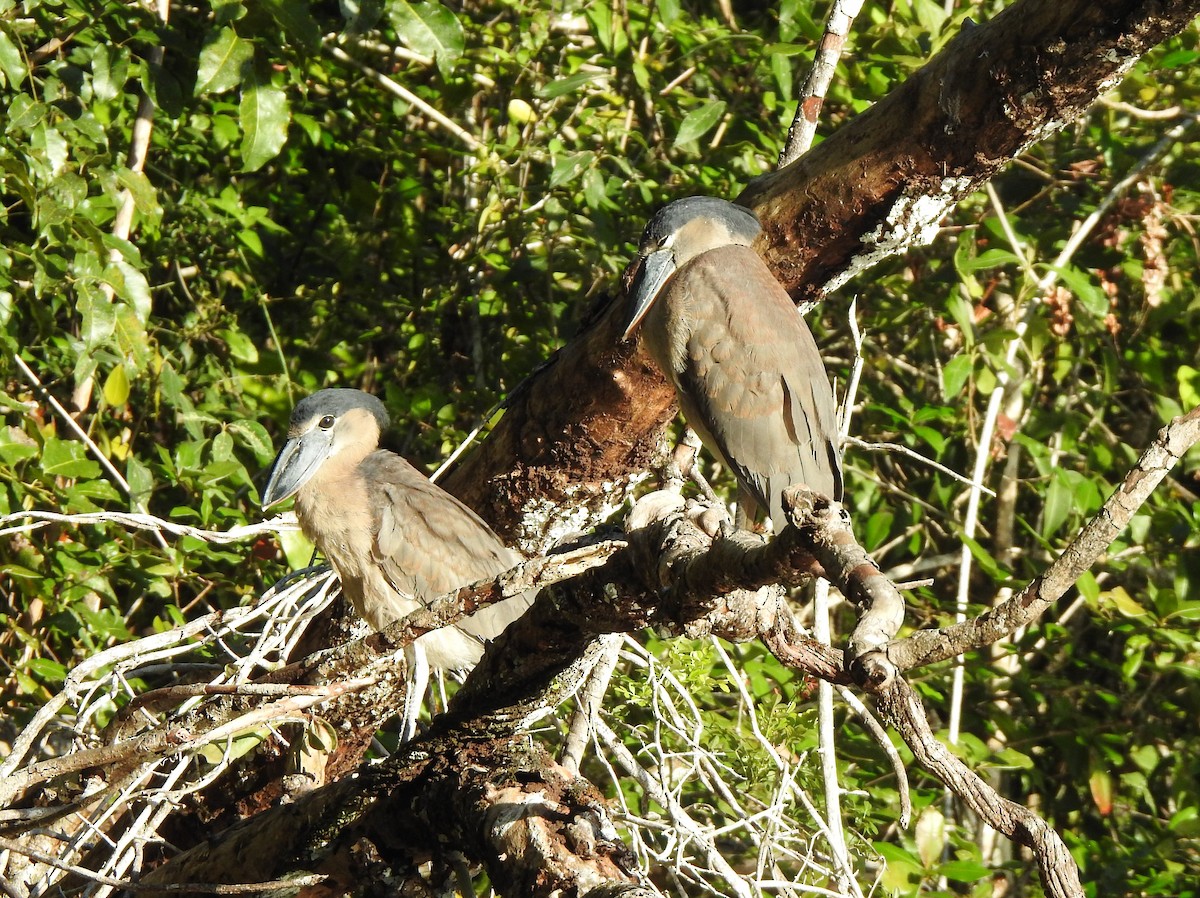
top-left (195, 28), bottom-right (254, 96)
top-left (261, 0), bottom-right (322, 54)
top-left (387, 0), bottom-right (464, 74)
top-left (238, 76), bottom-right (290, 171)
top-left (0, 26), bottom-right (25, 88)
top-left (673, 100), bottom-right (727, 150)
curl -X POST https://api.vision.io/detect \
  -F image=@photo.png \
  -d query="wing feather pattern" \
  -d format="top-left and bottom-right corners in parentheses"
top-left (645, 244), bottom-right (842, 529)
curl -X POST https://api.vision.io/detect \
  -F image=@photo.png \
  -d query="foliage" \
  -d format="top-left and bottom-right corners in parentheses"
top-left (1, 0), bottom-right (1199, 894)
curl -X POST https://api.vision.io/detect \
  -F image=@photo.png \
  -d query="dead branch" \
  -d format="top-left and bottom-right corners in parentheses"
top-left (888, 406), bottom-right (1200, 670)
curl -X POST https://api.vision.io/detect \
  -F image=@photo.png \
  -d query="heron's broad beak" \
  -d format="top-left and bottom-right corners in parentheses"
top-left (261, 429), bottom-right (335, 508)
top-left (622, 249), bottom-right (676, 341)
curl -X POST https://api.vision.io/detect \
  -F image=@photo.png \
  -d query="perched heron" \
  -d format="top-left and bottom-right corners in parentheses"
top-left (623, 196), bottom-right (843, 529)
top-left (261, 389), bottom-right (530, 673)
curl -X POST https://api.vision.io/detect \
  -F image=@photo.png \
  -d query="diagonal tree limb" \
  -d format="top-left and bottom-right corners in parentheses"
top-left (887, 405), bottom-right (1200, 670)
top-left (873, 676), bottom-right (1084, 898)
top-left (444, 0), bottom-right (1200, 545)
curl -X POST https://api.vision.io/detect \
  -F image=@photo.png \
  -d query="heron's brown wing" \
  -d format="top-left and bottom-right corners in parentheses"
top-left (362, 451), bottom-right (530, 641)
top-left (671, 247), bottom-right (842, 524)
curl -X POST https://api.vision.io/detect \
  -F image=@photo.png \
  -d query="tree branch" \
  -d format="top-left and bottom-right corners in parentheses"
top-left (888, 405), bottom-right (1200, 670)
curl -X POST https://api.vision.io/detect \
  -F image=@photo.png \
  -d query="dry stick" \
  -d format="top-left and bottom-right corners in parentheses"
top-left (593, 718), bottom-right (755, 898)
top-left (0, 837), bottom-right (325, 894)
top-left (326, 44), bottom-right (482, 151)
top-left (844, 437), bottom-right (996, 495)
top-left (889, 406), bottom-right (1200, 670)
top-left (559, 633), bottom-right (621, 775)
top-left (9, 358), bottom-right (170, 551)
top-left (0, 679), bottom-right (375, 809)
top-left (778, 0), bottom-right (866, 167)
top-left (0, 508), bottom-right (299, 542)
top-left (811, 295), bottom-right (867, 895)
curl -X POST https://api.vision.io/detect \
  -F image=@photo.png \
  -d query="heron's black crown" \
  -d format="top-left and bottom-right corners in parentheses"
top-left (641, 196), bottom-right (761, 248)
top-left (291, 389), bottom-right (389, 432)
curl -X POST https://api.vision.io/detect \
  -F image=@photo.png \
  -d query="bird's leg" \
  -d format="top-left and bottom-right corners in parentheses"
top-left (672, 427), bottom-right (702, 480)
top-left (675, 427), bottom-right (737, 537)
top-left (734, 487), bottom-right (770, 536)
top-left (677, 427), bottom-right (721, 505)
top-left (399, 643), bottom-right (430, 743)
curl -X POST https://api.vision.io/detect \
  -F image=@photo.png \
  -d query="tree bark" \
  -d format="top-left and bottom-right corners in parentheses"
top-left (444, 0), bottom-right (1200, 543)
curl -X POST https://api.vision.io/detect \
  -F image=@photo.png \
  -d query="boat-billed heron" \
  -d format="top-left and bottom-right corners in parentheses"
top-left (623, 196), bottom-right (843, 529)
top-left (261, 389), bottom-right (530, 672)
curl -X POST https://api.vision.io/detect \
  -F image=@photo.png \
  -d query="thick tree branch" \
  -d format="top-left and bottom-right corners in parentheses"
top-left (740, 0), bottom-right (1200, 300)
top-left (874, 677), bottom-right (1084, 898)
top-left (444, 0), bottom-right (1200, 541)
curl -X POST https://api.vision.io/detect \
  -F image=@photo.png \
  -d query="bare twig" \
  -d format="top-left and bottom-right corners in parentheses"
top-left (0, 508), bottom-right (299, 542)
top-left (559, 634), bottom-right (621, 775)
top-left (0, 836), bottom-right (326, 894)
top-left (326, 44), bottom-right (482, 151)
top-left (779, 0), bottom-right (866, 166)
top-left (844, 437), bottom-right (996, 495)
top-left (889, 406), bottom-right (1200, 670)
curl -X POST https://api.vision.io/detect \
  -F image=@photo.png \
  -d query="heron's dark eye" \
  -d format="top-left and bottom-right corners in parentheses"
top-left (319, 415), bottom-right (336, 429)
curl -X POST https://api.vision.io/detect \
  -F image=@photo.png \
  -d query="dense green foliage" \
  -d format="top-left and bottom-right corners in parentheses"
top-left (2, 0), bottom-right (1198, 893)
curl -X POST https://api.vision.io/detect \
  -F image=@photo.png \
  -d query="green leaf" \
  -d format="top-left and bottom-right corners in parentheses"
top-left (1042, 469), bottom-right (1072, 539)
top-left (942, 354), bottom-right (972, 398)
top-left (1101, 586), bottom-right (1150, 619)
top-left (198, 729), bottom-right (267, 764)
top-left (279, 528), bottom-right (317, 569)
top-left (27, 658), bottom-right (67, 684)
top-left (78, 287), bottom-right (116, 350)
top-left (0, 27), bottom-right (26, 88)
top-left (956, 247), bottom-right (1020, 273)
top-left (1048, 264), bottom-right (1108, 317)
top-left (116, 169), bottom-right (162, 219)
top-left (960, 534), bottom-right (1003, 581)
top-left (40, 438), bottom-right (102, 480)
top-left (940, 860), bottom-right (992, 881)
top-left (536, 71), bottom-right (607, 100)
top-left (992, 747), bottom-right (1034, 769)
top-left (103, 365), bottom-right (130, 407)
top-left (387, 1), bottom-right (465, 74)
top-left (106, 260), bottom-right (152, 323)
top-left (673, 100), bottom-right (726, 148)
top-left (1177, 364), bottom-right (1200, 410)
top-left (549, 151), bottom-right (593, 190)
top-left (221, 328), bottom-right (260, 363)
top-left (239, 78), bottom-right (290, 172)
top-left (195, 27), bottom-right (254, 96)
top-left (873, 842), bottom-right (921, 890)
top-left (126, 455), bottom-right (154, 505)
top-left (228, 420), bottom-right (274, 461)
top-left (91, 44), bottom-right (128, 102)
top-left (911, 424), bottom-right (945, 455)
top-left (261, 0), bottom-right (322, 53)
top-left (113, 304), bottom-right (152, 373)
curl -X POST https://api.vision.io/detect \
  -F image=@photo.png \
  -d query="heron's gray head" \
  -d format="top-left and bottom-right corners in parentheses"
top-left (623, 197), bottom-right (761, 340)
top-left (261, 389), bottom-right (389, 508)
